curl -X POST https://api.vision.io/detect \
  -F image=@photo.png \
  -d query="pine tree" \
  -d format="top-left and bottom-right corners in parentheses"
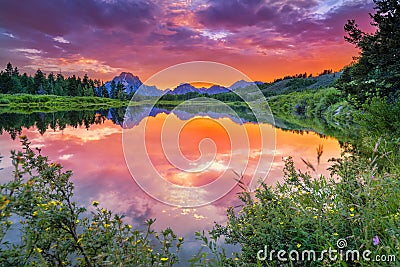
top-left (47, 72), bottom-right (55, 95)
top-left (67, 75), bottom-right (78, 96)
top-left (5, 62), bottom-right (13, 76)
top-left (116, 82), bottom-right (126, 101)
top-left (55, 73), bottom-right (65, 95)
top-left (20, 73), bottom-right (33, 94)
top-left (110, 80), bottom-right (117, 99)
top-left (101, 83), bottom-right (109, 98)
top-left (34, 69), bottom-right (47, 94)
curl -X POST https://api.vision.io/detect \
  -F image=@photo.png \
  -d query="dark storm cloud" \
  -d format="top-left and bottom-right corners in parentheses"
top-left (196, 0), bottom-right (271, 27)
top-left (195, 0), bottom-right (318, 29)
top-left (196, 0), bottom-right (374, 51)
top-left (0, 0), bottom-right (157, 36)
top-left (0, 0), bottom-right (158, 59)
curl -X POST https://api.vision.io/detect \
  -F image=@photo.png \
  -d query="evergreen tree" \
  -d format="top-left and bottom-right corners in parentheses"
top-left (34, 69), bottom-right (47, 94)
top-left (10, 75), bottom-right (22, 94)
top-left (339, 0), bottom-right (400, 105)
top-left (0, 63), bottom-right (106, 97)
top-left (55, 73), bottom-right (65, 95)
top-left (12, 66), bottom-right (19, 77)
top-left (0, 72), bottom-right (11, 94)
top-left (67, 75), bottom-right (78, 96)
top-left (20, 73), bottom-right (33, 94)
top-left (101, 83), bottom-right (109, 98)
top-left (110, 80), bottom-right (117, 99)
top-left (5, 62), bottom-right (13, 76)
top-left (0, 62), bottom-right (14, 93)
top-left (116, 81), bottom-right (126, 101)
top-left (82, 74), bottom-right (89, 88)
top-left (47, 72), bottom-right (55, 95)
top-left (82, 74), bottom-right (95, 96)
top-left (77, 77), bottom-right (83, 96)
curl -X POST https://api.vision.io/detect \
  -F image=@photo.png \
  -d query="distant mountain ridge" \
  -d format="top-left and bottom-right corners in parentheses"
top-left (103, 71), bottom-right (340, 97)
top-left (104, 72), bottom-right (143, 95)
top-left (104, 72), bottom-right (262, 96)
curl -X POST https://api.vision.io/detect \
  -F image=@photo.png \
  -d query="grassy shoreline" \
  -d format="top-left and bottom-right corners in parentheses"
top-left (265, 87), bottom-right (357, 141)
top-left (0, 93), bottom-right (128, 110)
top-left (0, 93), bottom-right (249, 115)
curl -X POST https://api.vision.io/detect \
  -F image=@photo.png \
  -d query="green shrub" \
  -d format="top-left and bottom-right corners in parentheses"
top-left (0, 137), bottom-right (183, 266)
top-left (194, 149), bottom-right (400, 266)
top-left (269, 87), bottom-right (345, 121)
top-left (354, 97), bottom-right (400, 169)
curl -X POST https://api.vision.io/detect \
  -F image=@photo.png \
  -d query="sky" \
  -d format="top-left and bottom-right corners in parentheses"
top-left (0, 0), bottom-right (375, 82)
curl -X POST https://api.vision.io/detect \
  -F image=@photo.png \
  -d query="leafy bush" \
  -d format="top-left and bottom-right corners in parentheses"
top-left (358, 97), bottom-right (400, 139)
top-left (194, 148), bottom-right (400, 266)
top-left (0, 136), bottom-right (183, 266)
top-left (354, 97), bottom-right (400, 169)
top-left (269, 88), bottom-right (345, 120)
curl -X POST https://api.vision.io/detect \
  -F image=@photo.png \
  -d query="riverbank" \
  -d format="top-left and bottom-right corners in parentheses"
top-left (0, 94), bottom-right (129, 113)
top-left (266, 87), bottom-right (357, 142)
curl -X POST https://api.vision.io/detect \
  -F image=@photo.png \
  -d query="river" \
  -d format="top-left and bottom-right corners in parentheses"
top-left (0, 106), bottom-right (342, 262)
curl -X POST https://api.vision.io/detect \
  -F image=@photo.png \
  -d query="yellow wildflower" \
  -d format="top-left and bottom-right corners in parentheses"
top-left (0, 197), bottom-right (10, 209)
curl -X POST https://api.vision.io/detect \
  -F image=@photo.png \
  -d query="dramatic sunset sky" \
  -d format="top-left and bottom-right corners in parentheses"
top-left (0, 0), bottom-right (375, 82)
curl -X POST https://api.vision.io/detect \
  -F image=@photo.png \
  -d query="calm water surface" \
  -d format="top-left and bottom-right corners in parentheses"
top-left (0, 107), bottom-right (342, 261)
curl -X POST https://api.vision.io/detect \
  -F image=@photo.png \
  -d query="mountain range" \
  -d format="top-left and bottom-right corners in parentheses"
top-left (104, 72), bottom-right (263, 96)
